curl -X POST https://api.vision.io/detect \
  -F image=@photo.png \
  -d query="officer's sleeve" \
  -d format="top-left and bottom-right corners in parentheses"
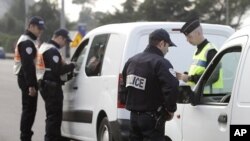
top-left (60, 62), bottom-right (75, 75)
top-left (207, 49), bottom-right (217, 65)
top-left (206, 49), bottom-right (220, 83)
top-left (156, 59), bottom-right (179, 113)
top-left (119, 61), bottom-right (129, 104)
top-left (44, 49), bottom-right (61, 76)
top-left (18, 41), bottom-right (37, 87)
top-left (44, 49), bottom-right (75, 75)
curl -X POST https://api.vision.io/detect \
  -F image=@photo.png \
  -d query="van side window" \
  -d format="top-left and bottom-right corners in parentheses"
top-left (201, 47), bottom-right (241, 104)
top-left (85, 34), bottom-right (110, 76)
top-left (71, 39), bottom-right (89, 71)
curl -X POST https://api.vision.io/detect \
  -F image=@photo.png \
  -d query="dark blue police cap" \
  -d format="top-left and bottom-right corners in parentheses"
top-left (54, 28), bottom-right (72, 42)
top-left (28, 16), bottom-right (45, 30)
top-left (180, 18), bottom-right (200, 35)
top-left (149, 28), bottom-right (176, 47)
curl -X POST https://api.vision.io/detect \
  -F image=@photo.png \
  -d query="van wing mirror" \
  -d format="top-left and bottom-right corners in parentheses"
top-left (177, 85), bottom-right (197, 105)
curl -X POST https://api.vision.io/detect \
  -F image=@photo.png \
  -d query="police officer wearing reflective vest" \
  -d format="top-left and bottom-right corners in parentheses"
top-left (36, 29), bottom-right (75, 141)
top-left (13, 16), bottom-right (45, 141)
top-left (179, 18), bottom-right (223, 88)
top-left (120, 29), bottom-right (179, 141)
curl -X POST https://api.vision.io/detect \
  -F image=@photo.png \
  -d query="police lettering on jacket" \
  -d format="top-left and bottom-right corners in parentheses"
top-left (126, 74), bottom-right (146, 90)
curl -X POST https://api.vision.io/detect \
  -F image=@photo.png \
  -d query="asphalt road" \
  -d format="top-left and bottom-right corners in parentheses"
top-left (0, 59), bottom-right (45, 141)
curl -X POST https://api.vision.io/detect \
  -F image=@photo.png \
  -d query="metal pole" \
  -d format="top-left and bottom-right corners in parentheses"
top-left (24, 0), bottom-right (28, 28)
top-left (226, 0), bottom-right (229, 25)
top-left (60, 0), bottom-right (70, 58)
top-left (60, 0), bottom-right (66, 28)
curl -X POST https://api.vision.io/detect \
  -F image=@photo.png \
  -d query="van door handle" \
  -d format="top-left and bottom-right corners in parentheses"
top-left (73, 86), bottom-right (78, 90)
top-left (218, 114), bottom-right (227, 124)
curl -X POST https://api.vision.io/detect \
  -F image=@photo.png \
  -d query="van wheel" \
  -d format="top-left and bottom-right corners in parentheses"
top-left (98, 117), bottom-right (112, 141)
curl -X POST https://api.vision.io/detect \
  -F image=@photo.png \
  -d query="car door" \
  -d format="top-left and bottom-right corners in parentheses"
top-left (230, 36), bottom-right (250, 127)
top-left (181, 36), bottom-right (247, 141)
top-left (63, 38), bottom-right (89, 116)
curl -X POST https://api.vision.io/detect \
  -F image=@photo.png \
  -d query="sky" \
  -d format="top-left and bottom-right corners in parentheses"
top-left (63, 0), bottom-right (126, 22)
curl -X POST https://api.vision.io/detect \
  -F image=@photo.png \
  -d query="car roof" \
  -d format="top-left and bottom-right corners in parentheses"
top-left (84, 22), bottom-right (234, 38)
top-left (227, 25), bottom-right (250, 40)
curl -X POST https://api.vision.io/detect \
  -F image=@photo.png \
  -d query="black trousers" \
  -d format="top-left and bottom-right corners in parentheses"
top-left (39, 80), bottom-right (63, 141)
top-left (129, 111), bottom-right (166, 141)
top-left (18, 75), bottom-right (38, 141)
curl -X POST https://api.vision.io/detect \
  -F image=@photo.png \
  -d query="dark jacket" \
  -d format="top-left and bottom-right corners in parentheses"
top-left (121, 45), bottom-right (179, 112)
top-left (17, 30), bottom-right (38, 88)
top-left (42, 40), bottom-right (75, 84)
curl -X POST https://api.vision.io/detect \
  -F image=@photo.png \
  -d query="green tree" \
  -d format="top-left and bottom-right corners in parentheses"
top-left (194, 0), bottom-right (250, 27)
top-left (97, 0), bottom-right (250, 28)
top-left (137, 0), bottom-right (195, 21)
top-left (98, 0), bottom-right (140, 25)
top-left (0, 0), bottom-right (26, 52)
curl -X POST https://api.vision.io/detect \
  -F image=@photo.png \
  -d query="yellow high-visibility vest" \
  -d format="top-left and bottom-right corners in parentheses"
top-left (188, 43), bottom-right (223, 89)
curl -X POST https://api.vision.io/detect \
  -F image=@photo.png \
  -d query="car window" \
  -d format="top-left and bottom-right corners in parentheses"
top-left (200, 47), bottom-right (241, 104)
top-left (71, 39), bottom-right (89, 71)
top-left (85, 34), bottom-right (110, 76)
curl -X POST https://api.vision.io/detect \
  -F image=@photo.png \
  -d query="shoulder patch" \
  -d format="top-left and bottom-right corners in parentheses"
top-left (169, 68), bottom-right (176, 77)
top-left (26, 47), bottom-right (33, 55)
top-left (53, 56), bottom-right (59, 63)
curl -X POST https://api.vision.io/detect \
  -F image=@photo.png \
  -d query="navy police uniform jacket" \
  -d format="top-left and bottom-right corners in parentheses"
top-left (121, 45), bottom-right (179, 113)
top-left (42, 40), bottom-right (75, 84)
top-left (16, 31), bottom-right (38, 88)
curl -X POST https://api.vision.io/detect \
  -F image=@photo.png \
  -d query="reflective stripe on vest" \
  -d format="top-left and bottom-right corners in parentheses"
top-left (187, 43), bottom-right (223, 89)
top-left (36, 43), bottom-right (54, 80)
top-left (13, 35), bottom-right (37, 75)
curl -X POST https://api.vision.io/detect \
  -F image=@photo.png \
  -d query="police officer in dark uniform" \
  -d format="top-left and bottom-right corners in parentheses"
top-left (13, 16), bottom-right (45, 141)
top-left (37, 29), bottom-right (75, 141)
top-left (120, 29), bottom-right (179, 141)
top-left (179, 18), bottom-right (221, 87)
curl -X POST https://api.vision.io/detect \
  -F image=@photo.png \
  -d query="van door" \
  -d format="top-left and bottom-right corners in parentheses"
top-left (63, 39), bottom-right (89, 107)
top-left (230, 36), bottom-right (250, 125)
top-left (62, 39), bottom-right (89, 135)
top-left (181, 36), bottom-right (247, 141)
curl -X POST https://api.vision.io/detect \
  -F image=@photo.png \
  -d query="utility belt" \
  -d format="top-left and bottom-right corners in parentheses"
top-left (38, 79), bottom-right (59, 89)
top-left (131, 111), bottom-right (158, 119)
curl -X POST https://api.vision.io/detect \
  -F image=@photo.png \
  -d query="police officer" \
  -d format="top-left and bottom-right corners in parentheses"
top-left (13, 16), bottom-right (45, 141)
top-left (120, 29), bottom-right (179, 141)
top-left (36, 29), bottom-right (75, 141)
top-left (179, 18), bottom-right (223, 88)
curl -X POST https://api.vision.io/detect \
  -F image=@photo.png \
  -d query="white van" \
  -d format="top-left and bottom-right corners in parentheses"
top-left (172, 25), bottom-right (250, 141)
top-left (61, 22), bottom-right (234, 141)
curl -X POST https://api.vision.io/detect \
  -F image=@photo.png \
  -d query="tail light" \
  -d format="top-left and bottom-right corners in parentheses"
top-left (117, 73), bottom-right (125, 108)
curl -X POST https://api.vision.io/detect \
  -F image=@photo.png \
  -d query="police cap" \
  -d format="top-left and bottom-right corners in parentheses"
top-left (180, 19), bottom-right (200, 35)
top-left (28, 16), bottom-right (45, 30)
top-left (149, 28), bottom-right (176, 47)
top-left (54, 28), bottom-right (72, 42)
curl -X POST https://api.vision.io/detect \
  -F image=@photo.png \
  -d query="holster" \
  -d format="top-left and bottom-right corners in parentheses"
top-left (154, 106), bottom-right (170, 130)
